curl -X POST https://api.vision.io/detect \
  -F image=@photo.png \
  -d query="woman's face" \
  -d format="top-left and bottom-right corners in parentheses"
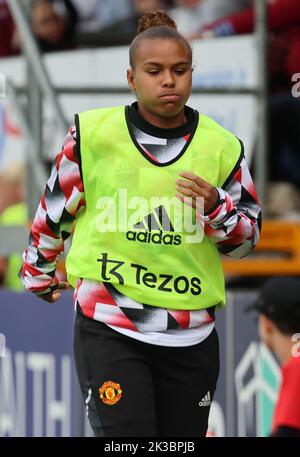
top-left (127, 38), bottom-right (192, 121)
top-left (32, 1), bottom-right (65, 43)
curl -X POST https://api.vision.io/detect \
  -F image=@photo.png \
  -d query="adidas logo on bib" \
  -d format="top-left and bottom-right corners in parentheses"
top-left (199, 391), bottom-right (211, 407)
top-left (126, 205), bottom-right (182, 246)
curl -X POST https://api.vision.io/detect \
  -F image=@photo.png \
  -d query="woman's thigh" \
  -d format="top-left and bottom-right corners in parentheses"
top-left (73, 312), bottom-right (157, 437)
top-left (151, 328), bottom-right (220, 437)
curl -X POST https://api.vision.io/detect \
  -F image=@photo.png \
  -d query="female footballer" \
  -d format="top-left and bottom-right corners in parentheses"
top-left (21, 10), bottom-right (262, 437)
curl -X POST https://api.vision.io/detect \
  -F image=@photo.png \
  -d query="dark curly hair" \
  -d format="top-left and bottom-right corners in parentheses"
top-left (129, 10), bottom-right (193, 69)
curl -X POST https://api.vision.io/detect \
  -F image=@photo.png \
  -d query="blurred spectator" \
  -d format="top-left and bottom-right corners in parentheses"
top-left (188, 0), bottom-right (300, 192)
top-left (268, 93), bottom-right (300, 192)
top-left (70, 0), bottom-right (134, 32)
top-left (0, 0), bottom-right (18, 57)
top-left (266, 181), bottom-right (300, 219)
top-left (169, 0), bottom-right (248, 36)
top-left (188, 0), bottom-right (300, 91)
top-left (248, 277), bottom-right (300, 437)
top-left (30, 0), bottom-right (78, 52)
top-left (0, 162), bottom-right (27, 291)
top-left (75, 0), bottom-right (169, 48)
top-left (0, 163), bottom-right (25, 214)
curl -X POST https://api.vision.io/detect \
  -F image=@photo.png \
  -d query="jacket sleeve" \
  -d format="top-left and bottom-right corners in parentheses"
top-left (19, 125), bottom-right (86, 294)
top-left (203, 154), bottom-right (262, 258)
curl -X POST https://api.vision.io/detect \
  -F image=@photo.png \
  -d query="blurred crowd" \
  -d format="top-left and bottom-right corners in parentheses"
top-left (1, 0), bottom-right (252, 55)
top-left (1, 0), bottom-right (300, 289)
top-left (1, 0), bottom-right (299, 95)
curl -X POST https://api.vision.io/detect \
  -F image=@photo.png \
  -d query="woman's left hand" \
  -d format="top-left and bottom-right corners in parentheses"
top-left (176, 171), bottom-right (219, 215)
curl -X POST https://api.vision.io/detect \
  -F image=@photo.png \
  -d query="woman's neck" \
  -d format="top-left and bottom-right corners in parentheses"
top-left (128, 102), bottom-right (196, 139)
top-left (137, 104), bottom-right (186, 129)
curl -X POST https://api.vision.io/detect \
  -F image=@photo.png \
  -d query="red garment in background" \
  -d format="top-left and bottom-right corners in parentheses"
top-left (0, 1), bottom-right (16, 57)
top-left (217, 0), bottom-right (300, 34)
top-left (205, 0), bottom-right (300, 84)
top-left (272, 355), bottom-right (300, 433)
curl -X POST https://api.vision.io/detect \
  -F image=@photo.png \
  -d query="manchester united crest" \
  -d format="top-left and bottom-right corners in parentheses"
top-left (99, 380), bottom-right (122, 405)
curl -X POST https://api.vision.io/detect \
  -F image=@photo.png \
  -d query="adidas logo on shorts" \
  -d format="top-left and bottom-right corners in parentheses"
top-left (198, 391), bottom-right (211, 407)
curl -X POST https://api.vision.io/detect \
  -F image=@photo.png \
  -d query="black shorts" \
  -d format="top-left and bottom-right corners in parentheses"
top-left (73, 309), bottom-right (220, 437)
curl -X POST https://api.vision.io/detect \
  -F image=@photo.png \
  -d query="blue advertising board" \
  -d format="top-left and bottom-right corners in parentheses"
top-left (0, 290), bottom-right (281, 437)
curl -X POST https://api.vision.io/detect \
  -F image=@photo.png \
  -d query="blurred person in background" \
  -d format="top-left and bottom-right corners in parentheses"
top-left (187, 0), bottom-right (300, 205)
top-left (0, 0), bottom-right (18, 57)
top-left (0, 160), bottom-right (65, 289)
top-left (0, 162), bottom-right (27, 291)
top-left (29, 0), bottom-right (78, 52)
top-left (75, 0), bottom-right (171, 48)
top-left (169, 0), bottom-right (248, 36)
top-left (248, 277), bottom-right (300, 437)
top-left (20, 10), bottom-right (261, 436)
top-left (69, 0), bottom-right (134, 33)
top-left (187, 0), bottom-right (300, 92)
top-left (0, 163), bottom-right (25, 214)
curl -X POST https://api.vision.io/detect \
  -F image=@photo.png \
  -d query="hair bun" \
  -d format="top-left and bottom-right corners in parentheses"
top-left (138, 10), bottom-right (177, 34)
